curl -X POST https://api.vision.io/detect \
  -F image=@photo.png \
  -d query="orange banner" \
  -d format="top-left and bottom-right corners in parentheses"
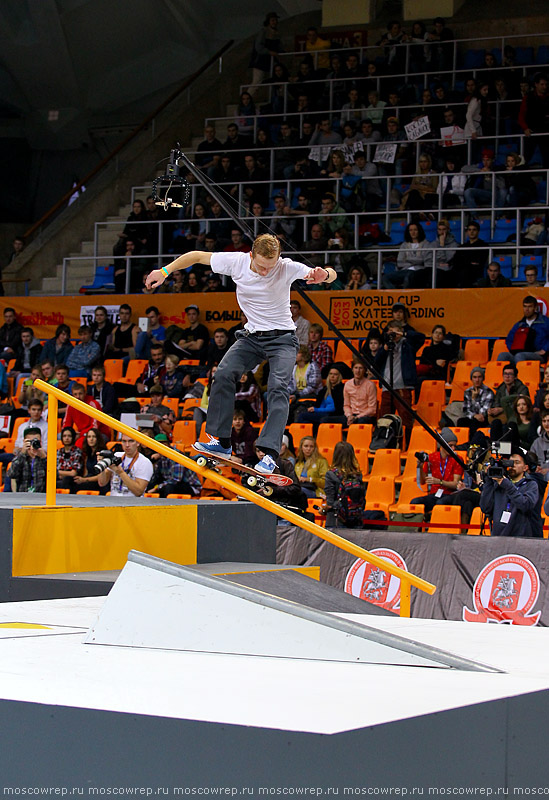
top-left (8, 288), bottom-right (547, 341)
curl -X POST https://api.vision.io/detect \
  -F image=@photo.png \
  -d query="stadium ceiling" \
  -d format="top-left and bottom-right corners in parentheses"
top-left (0, 0), bottom-right (318, 148)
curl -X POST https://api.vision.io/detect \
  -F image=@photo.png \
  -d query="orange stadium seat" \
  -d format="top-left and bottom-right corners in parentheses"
top-left (405, 426), bottom-right (436, 456)
top-left (390, 477), bottom-right (427, 512)
top-left (116, 360), bottom-right (148, 385)
top-left (467, 507), bottom-right (490, 536)
top-left (517, 361), bottom-right (542, 386)
top-left (416, 380), bottom-right (446, 407)
top-left (484, 361), bottom-right (505, 388)
top-left (173, 420), bottom-right (197, 450)
top-left (451, 361), bottom-right (480, 390)
top-left (414, 401), bottom-right (441, 428)
top-left (463, 340), bottom-right (489, 365)
top-left (369, 448), bottom-right (401, 480)
top-left (287, 423), bottom-right (313, 445)
top-left (346, 423), bottom-right (373, 452)
top-left (427, 504), bottom-right (461, 534)
top-left (490, 340), bottom-right (508, 360)
top-left (103, 359), bottom-right (124, 383)
top-left (364, 476), bottom-right (395, 516)
top-left (316, 423), bottom-right (343, 451)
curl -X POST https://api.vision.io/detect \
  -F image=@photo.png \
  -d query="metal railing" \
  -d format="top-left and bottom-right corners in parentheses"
top-left (244, 30), bottom-right (549, 95)
top-left (34, 378), bottom-right (437, 616)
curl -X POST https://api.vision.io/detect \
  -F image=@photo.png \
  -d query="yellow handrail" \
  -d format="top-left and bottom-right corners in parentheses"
top-left (35, 379), bottom-right (436, 614)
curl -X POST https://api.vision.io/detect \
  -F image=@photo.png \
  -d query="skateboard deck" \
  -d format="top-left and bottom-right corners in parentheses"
top-left (191, 446), bottom-right (292, 495)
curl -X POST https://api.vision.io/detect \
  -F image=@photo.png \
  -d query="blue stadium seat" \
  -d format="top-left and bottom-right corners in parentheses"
top-left (491, 217), bottom-right (518, 243)
top-left (537, 181), bottom-right (547, 204)
top-left (537, 45), bottom-right (549, 65)
top-left (477, 219), bottom-right (491, 241)
top-left (494, 256), bottom-right (513, 279)
top-left (515, 47), bottom-right (534, 65)
top-left (449, 219), bottom-right (463, 244)
top-left (80, 266), bottom-right (115, 294)
top-left (380, 220), bottom-right (406, 246)
top-left (420, 220), bottom-right (437, 241)
top-left (463, 50), bottom-right (485, 69)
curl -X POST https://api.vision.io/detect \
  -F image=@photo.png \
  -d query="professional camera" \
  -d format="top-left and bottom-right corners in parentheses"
top-left (484, 457), bottom-right (514, 479)
top-left (151, 142), bottom-right (190, 211)
top-left (483, 441), bottom-right (513, 480)
top-left (94, 450), bottom-right (124, 474)
top-left (31, 438), bottom-right (41, 450)
top-left (415, 451), bottom-right (430, 464)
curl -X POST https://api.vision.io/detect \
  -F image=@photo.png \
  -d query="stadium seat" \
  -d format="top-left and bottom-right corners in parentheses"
top-left (335, 341), bottom-right (358, 362)
top-left (426, 504), bottom-right (461, 533)
top-left (449, 219), bottom-right (462, 244)
top-left (116, 360), bottom-right (148, 384)
top-left (76, 490), bottom-right (100, 495)
top-left (463, 339), bottom-right (490, 365)
top-left (347, 423), bottom-right (373, 452)
top-left (484, 361), bottom-right (505, 388)
top-left (419, 220), bottom-right (437, 241)
top-left (536, 44), bottom-right (549, 65)
top-left (491, 218), bottom-right (517, 243)
top-left (493, 256), bottom-right (513, 279)
top-left (103, 359), bottom-right (124, 383)
top-left (317, 423), bottom-right (343, 451)
top-left (515, 46), bottom-right (534, 65)
top-left (166, 494), bottom-right (192, 499)
top-left (173, 420), bottom-right (197, 449)
top-left (144, 492), bottom-right (160, 498)
top-left (181, 397), bottom-right (201, 413)
top-left (477, 219), bottom-right (491, 240)
top-left (451, 361), bottom-right (480, 389)
top-left (287, 423), bottom-right (313, 445)
top-left (467, 506), bottom-right (490, 535)
top-left (447, 427), bottom-right (470, 445)
top-left (414, 401), bottom-right (441, 428)
top-left (307, 497), bottom-right (326, 527)
top-left (490, 339), bottom-right (508, 360)
top-left (447, 384), bottom-right (464, 404)
top-left (354, 447), bottom-right (370, 478)
top-left (380, 220), bottom-right (407, 246)
top-left (517, 361), bottom-right (542, 386)
top-left (463, 49), bottom-right (485, 69)
top-left (364, 476), bottom-right (395, 516)
top-left (416, 380), bottom-right (446, 407)
top-left (405, 426), bottom-right (436, 457)
top-left (79, 265), bottom-right (115, 294)
top-left (369, 448), bottom-right (401, 480)
top-left (390, 477), bottom-right (427, 512)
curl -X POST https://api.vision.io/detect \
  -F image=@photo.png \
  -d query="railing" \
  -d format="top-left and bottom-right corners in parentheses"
top-left (245, 30), bottom-right (549, 93)
top-left (34, 378), bottom-right (436, 616)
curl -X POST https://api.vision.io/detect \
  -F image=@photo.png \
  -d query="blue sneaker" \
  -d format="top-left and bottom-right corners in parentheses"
top-left (255, 454), bottom-right (277, 474)
top-left (193, 434), bottom-right (232, 458)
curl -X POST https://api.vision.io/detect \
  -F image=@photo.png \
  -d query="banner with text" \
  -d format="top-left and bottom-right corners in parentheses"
top-left (7, 288), bottom-right (548, 341)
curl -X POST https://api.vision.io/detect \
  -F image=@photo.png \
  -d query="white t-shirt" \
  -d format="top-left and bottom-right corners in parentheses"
top-left (210, 252), bottom-right (310, 332)
top-left (109, 452), bottom-right (154, 496)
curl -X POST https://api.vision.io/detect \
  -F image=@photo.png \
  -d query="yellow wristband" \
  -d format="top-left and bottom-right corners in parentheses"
top-left (161, 266), bottom-right (170, 277)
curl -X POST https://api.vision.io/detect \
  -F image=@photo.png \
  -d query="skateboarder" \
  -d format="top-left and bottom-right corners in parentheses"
top-left (146, 234), bottom-right (336, 474)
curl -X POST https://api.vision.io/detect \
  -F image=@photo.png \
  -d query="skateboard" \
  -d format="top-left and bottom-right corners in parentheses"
top-left (191, 446), bottom-right (293, 497)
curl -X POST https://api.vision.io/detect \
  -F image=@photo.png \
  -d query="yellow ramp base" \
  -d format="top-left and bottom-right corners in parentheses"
top-left (12, 506), bottom-right (198, 576)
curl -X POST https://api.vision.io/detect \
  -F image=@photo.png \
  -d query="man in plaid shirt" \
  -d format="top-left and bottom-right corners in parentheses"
top-left (9, 427), bottom-right (47, 492)
top-left (307, 323), bottom-right (334, 371)
top-left (152, 433), bottom-right (202, 498)
top-left (458, 367), bottom-right (495, 437)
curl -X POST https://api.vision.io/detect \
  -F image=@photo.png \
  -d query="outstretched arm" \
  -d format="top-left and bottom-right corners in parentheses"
top-left (305, 267), bottom-right (337, 285)
top-left (146, 252), bottom-right (213, 290)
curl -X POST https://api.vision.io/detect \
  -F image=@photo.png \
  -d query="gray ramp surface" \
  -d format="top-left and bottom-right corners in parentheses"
top-left (221, 569), bottom-right (393, 616)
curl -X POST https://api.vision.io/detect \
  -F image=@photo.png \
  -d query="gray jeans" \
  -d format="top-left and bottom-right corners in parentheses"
top-left (205, 329), bottom-right (299, 454)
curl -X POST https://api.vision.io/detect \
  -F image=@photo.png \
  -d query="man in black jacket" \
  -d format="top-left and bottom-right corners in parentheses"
top-left (0, 307), bottom-right (22, 359)
top-left (480, 450), bottom-right (541, 537)
top-left (14, 327), bottom-right (42, 373)
top-left (453, 221), bottom-right (489, 287)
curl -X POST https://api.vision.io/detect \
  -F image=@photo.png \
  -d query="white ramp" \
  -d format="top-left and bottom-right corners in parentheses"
top-left (85, 550), bottom-right (499, 671)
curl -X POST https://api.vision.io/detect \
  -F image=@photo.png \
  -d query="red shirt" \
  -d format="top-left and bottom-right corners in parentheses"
top-left (63, 395), bottom-right (110, 443)
top-left (422, 450), bottom-right (464, 495)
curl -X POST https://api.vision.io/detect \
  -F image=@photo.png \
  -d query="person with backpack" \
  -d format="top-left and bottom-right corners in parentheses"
top-left (325, 441), bottom-right (366, 528)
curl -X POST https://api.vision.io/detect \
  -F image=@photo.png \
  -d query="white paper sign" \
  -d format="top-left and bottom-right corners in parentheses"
top-left (440, 125), bottom-right (466, 147)
top-left (308, 145), bottom-right (333, 164)
top-left (0, 416), bottom-right (10, 434)
top-left (80, 305), bottom-right (121, 327)
top-left (373, 143), bottom-right (398, 164)
top-left (341, 141), bottom-right (365, 165)
top-left (405, 115), bottom-right (431, 141)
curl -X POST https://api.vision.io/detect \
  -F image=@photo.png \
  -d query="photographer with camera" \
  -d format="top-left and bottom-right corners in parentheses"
top-left (480, 449), bottom-right (541, 537)
top-left (410, 427), bottom-right (464, 515)
top-left (96, 434), bottom-right (153, 497)
top-left (8, 427), bottom-right (47, 493)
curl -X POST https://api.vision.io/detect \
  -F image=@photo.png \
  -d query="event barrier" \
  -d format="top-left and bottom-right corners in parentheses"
top-left (34, 379), bottom-right (436, 616)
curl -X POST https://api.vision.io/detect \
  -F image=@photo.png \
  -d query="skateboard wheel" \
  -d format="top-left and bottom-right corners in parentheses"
top-left (263, 485), bottom-right (273, 497)
top-left (196, 456), bottom-right (207, 468)
top-left (246, 475), bottom-right (258, 488)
